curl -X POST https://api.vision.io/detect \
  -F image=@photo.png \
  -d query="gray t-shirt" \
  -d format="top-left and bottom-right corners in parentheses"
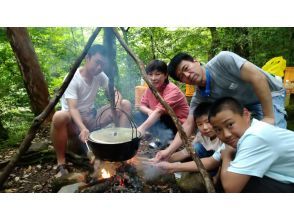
top-left (189, 51), bottom-right (284, 114)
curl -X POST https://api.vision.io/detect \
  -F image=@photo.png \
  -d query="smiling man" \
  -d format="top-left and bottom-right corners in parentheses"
top-left (208, 97), bottom-right (294, 193)
top-left (154, 51), bottom-right (287, 163)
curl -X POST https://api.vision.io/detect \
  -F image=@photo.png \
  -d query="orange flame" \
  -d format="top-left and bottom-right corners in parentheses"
top-left (101, 168), bottom-right (111, 179)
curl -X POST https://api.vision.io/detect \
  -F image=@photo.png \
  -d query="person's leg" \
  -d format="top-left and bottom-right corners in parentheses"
top-left (193, 142), bottom-right (216, 176)
top-left (272, 89), bottom-right (287, 128)
top-left (245, 89), bottom-right (287, 128)
top-left (50, 111), bottom-right (72, 165)
top-left (245, 103), bottom-right (263, 121)
top-left (242, 176), bottom-right (294, 193)
top-left (133, 111), bottom-right (148, 128)
top-left (159, 114), bottom-right (178, 135)
top-left (92, 100), bottom-right (132, 130)
top-left (193, 142), bottom-right (214, 158)
top-left (148, 116), bottom-right (174, 148)
top-left (118, 99), bottom-right (132, 127)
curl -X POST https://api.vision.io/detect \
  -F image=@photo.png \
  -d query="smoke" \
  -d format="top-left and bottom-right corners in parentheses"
top-left (141, 163), bottom-right (165, 181)
top-left (150, 125), bottom-right (174, 147)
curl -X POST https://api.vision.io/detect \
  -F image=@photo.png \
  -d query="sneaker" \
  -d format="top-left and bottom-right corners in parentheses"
top-left (55, 164), bottom-right (70, 178)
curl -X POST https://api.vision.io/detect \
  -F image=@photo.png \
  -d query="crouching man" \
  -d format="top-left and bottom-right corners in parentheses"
top-left (51, 44), bottom-right (131, 177)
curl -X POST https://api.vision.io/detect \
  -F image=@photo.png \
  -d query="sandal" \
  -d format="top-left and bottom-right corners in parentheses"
top-left (55, 164), bottom-right (70, 178)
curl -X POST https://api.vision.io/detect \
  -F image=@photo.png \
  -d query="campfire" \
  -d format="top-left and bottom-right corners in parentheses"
top-left (77, 159), bottom-right (145, 193)
top-left (55, 154), bottom-right (178, 193)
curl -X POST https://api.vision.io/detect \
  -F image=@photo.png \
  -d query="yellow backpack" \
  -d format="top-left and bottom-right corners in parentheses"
top-left (262, 56), bottom-right (286, 77)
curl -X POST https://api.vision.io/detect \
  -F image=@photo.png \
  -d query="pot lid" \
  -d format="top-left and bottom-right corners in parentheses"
top-left (89, 127), bottom-right (141, 144)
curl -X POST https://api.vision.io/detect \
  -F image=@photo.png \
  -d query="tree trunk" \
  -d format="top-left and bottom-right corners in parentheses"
top-left (6, 27), bottom-right (52, 119)
top-left (103, 28), bottom-right (119, 125)
top-left (0, 117), bottom-right (8, 141)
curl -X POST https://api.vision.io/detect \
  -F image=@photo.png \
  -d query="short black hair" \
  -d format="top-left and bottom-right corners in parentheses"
top-left (208, 97), bottom-right (244, 121)
top-left (87, 44), bottom-right (107, 58)
top-left (193, 102), bottom-right (213, 119)
top-left (167, 52), bottom-right (194, 81)
top-left (146, 60), bottom-right (167, 74)
top-left (146, 60), bottom-right (169, 83)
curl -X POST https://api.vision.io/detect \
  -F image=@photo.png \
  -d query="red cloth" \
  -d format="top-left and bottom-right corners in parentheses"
top-left (141, 82), bottom-right (189, 124)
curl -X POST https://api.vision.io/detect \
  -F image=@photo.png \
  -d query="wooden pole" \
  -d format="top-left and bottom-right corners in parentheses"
top-left (0, 27), bottom-right (102, 189)
top-left (112, 27), bottom-right (215, 193)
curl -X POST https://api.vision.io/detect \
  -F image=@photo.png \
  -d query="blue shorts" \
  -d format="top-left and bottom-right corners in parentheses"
top-left (193, 142), bottom-right (217, 176)
top-left (245, 89), bottom-right (287, 129)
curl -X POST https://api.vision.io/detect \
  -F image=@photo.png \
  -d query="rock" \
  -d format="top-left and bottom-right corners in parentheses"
top-left (29, 142), bottom-right (49, 152)
top-left (14, 177), bottom-right (20, 182)
top-left (51, 172), bottom-right (87, 192)
top-left (23, 174), bottom-right (30, 178)
top-left (58, 182), bottom-right (86, 193)
top-left (36, 165), bottom-right (42, 170)
top-left (5, 188), bottom-right (17, 193)
top-left (33, 185), bottom-right (43, 191)
top-left (176, 172), bottom-right (207, 193)
top-left (9, 174), bottom-right (16, 178)
top-left (68, 172), bottom-right (86, 182)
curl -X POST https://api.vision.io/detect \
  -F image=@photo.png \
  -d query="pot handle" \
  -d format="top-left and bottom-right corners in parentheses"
top-left (96, 106), bottom-right (139, 139)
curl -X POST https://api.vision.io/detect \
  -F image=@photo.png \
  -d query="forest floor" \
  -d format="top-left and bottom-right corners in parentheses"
top-left (0, 125), bottom-right (189, 193)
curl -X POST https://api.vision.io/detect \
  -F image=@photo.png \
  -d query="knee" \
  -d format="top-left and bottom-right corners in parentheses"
top-left (121, 99), bottom-right (131, 113)
top-left (52, 111), bottom-right (71, 129)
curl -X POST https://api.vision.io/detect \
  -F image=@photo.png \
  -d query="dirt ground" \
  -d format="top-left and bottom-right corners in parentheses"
top-left (0, 126), bottom-right (184, 193)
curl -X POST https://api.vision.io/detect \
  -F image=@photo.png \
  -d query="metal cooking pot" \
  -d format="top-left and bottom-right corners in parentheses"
top-left (87, 127), bottom-right (142, 161)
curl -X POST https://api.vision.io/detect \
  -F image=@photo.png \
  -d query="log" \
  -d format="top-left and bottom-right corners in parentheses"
top-left (0, 28), bottom-right (102, 189)
top-left (80, 178), bottom-right (112, 193)
top-left (112, 28), bottom-right (215, 193)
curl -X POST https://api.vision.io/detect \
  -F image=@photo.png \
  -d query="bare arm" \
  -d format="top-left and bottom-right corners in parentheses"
top-left (139, 105), bottom-right (153, 116)
top-left (67, 98), bottom-right (89, 142)
top-left (156, 156), bottom-right (220, 173)
top-left (240, 62), bottom-right (274, 125)
top-left (137, 108), bottom-right (163, 134)
top-left (169, 149), bottom-right (190, 162)
top-left (220, 146), bottom-right (251, 193)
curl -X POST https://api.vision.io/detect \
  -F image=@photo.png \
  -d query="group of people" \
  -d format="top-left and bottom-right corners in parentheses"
top-left (51, 44), bottom-right (294, 192)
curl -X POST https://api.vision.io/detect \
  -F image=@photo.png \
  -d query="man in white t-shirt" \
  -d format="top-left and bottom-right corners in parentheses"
top-left (51, 44), bottom-right (131, 177)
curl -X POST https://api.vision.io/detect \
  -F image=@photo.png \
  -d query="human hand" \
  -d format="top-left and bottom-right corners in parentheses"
top-left (151, 149), bottom-right (171, 163)
top-left (221, 145), bottom-right (236, 161)
top-left (147, 110), bottom-right (153, 116)
top-left (79, 128), bottom-right (90, 143)
top-left (261, 117), bottom-right (275, 126)
top-left (137, 126), bottom-right (146, 137)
